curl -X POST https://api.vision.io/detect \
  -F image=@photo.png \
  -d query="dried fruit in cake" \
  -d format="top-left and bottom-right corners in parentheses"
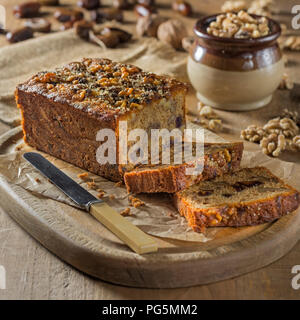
top-left (174, 167), bottom-right (300, 231)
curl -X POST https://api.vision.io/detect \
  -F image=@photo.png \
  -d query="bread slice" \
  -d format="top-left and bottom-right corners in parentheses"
top-left (123, 142), bottom-right (243, 193)
top-left (174, 167), bottom-right (300, 232)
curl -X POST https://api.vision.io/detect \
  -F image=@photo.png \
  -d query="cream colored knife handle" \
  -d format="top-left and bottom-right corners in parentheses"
top-left (89, 202), bottom-right (158, 254)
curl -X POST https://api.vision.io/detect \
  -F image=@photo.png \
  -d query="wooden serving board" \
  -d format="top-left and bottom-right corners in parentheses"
top-left (0, 127), bottom-right (299, 289)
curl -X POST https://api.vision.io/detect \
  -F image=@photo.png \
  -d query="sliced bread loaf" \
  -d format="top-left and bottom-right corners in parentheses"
top-left (124, 142), bottom-right (243, 194)
top-left (174, 167), bottom-right (300, 232)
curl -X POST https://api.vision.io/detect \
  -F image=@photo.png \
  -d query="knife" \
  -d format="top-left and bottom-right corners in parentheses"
top-left (23, 152), bottom-right (158, 255)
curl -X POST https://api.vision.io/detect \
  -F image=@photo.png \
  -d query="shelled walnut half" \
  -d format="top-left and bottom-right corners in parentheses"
top-left (193, 102), bottom-right (223, 132)
top-left (278, 73), bottom-right (294, 90)
top-left (221, 1), bottom-right (247, 13)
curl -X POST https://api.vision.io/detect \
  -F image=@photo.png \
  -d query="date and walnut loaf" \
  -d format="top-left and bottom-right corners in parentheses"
top-left (16, 58), bottom-right (188, 181)
top-left (174, 167), bottom-right (300, 232)
top-left (124, 142), bottom-right (244, 194)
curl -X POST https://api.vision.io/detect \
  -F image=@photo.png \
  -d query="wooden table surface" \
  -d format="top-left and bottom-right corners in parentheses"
top-left (0, 0), bottom-right (299, 299)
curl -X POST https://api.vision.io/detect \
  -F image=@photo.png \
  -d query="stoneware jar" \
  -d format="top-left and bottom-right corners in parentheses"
top-left (187, 14), bottom-right (284, 111)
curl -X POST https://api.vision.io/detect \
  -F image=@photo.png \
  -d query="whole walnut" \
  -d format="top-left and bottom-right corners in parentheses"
top-left (157, 19), bottom-right (188, 49)
top-left (136, 14), bottom-right (167, 37)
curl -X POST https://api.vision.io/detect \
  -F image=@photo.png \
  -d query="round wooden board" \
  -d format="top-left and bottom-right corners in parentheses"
top-left (0, 128), bottom-right (299, 289)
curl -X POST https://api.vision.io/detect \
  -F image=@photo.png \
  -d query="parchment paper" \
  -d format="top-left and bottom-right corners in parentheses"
top-left (0, 28), bottom-right (299, 242)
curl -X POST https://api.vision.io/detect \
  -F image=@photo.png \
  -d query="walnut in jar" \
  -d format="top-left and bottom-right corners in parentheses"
top-left (207, 10), bottom-right (270, 39)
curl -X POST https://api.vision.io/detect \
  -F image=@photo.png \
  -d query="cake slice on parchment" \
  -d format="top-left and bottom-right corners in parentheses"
top-left (174, 167), bottom-right (300, 232)
top-left (123, 142), bottom-right (244, 194)
top-left (15, 58), bottom-right (187, 182)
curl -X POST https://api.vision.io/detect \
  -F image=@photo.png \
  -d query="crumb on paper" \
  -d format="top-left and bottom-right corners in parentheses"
top-left (114, 181), bottom-right (123, 187)
top-left (167, 211), bottom-right (176, 218)
top-left (120, 207), bottom-right (131, 216)
top-left (87, 180), bottom-right (97, 190)
top-left (97, 191), bottom-right (105, 198)
top-left (78, 172), bottom-right (89, 180)
top-left (35, 178), bottom-right (41, 183)
top-left (109, 194), bottom-right (116, 200)
top-left (15, 144), bottom-right (23, 151)
top-left (129, 195), bottom-right (145, 208)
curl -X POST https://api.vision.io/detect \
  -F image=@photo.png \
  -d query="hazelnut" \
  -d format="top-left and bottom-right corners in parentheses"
top-left (90, 8), bottom-right (124, 23)
top-left (13, 2), bottom-right (41, 19)
top-left (134, 4), bottom-right (156, 17)
top-left (112, 0), bottom-right (130, 9)
top-left (60, 21), bottom-right (74, 31)
top-left (101, 27), bottom-right (132, 42)
top-left (6, 27), bottom-right (34, 43)
top-left (24, 18), bottom-right (51, 33)
top-left (77, 0), bottom-right (100, 10)
top-left (172, 1), bottom-right (193, 17)
top-left (136, 14), bottom-right (167, 37)
top-left (74, 20), bottom-right (94, 40)
top-left (137, 0), bottom-right (155, 6)
top-left (90, 31), bottom-right (120, 48)
top-left (37, 0), bottom-right (59, 5)
top-left (157, 19), bottom-right (188, 49)
top-left (54, 9), bottom-right (84, 23)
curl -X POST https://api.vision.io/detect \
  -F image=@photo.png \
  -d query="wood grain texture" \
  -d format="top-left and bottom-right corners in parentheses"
top-left (0, 0), bottom-right (300, 299)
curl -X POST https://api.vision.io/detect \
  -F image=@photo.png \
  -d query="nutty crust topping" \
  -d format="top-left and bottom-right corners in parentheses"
top-left (18, 58), bottom-right (187, 116)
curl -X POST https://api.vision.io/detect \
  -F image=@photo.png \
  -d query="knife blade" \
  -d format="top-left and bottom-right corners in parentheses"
top-left (23, 152), bottom-right (158, 254)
